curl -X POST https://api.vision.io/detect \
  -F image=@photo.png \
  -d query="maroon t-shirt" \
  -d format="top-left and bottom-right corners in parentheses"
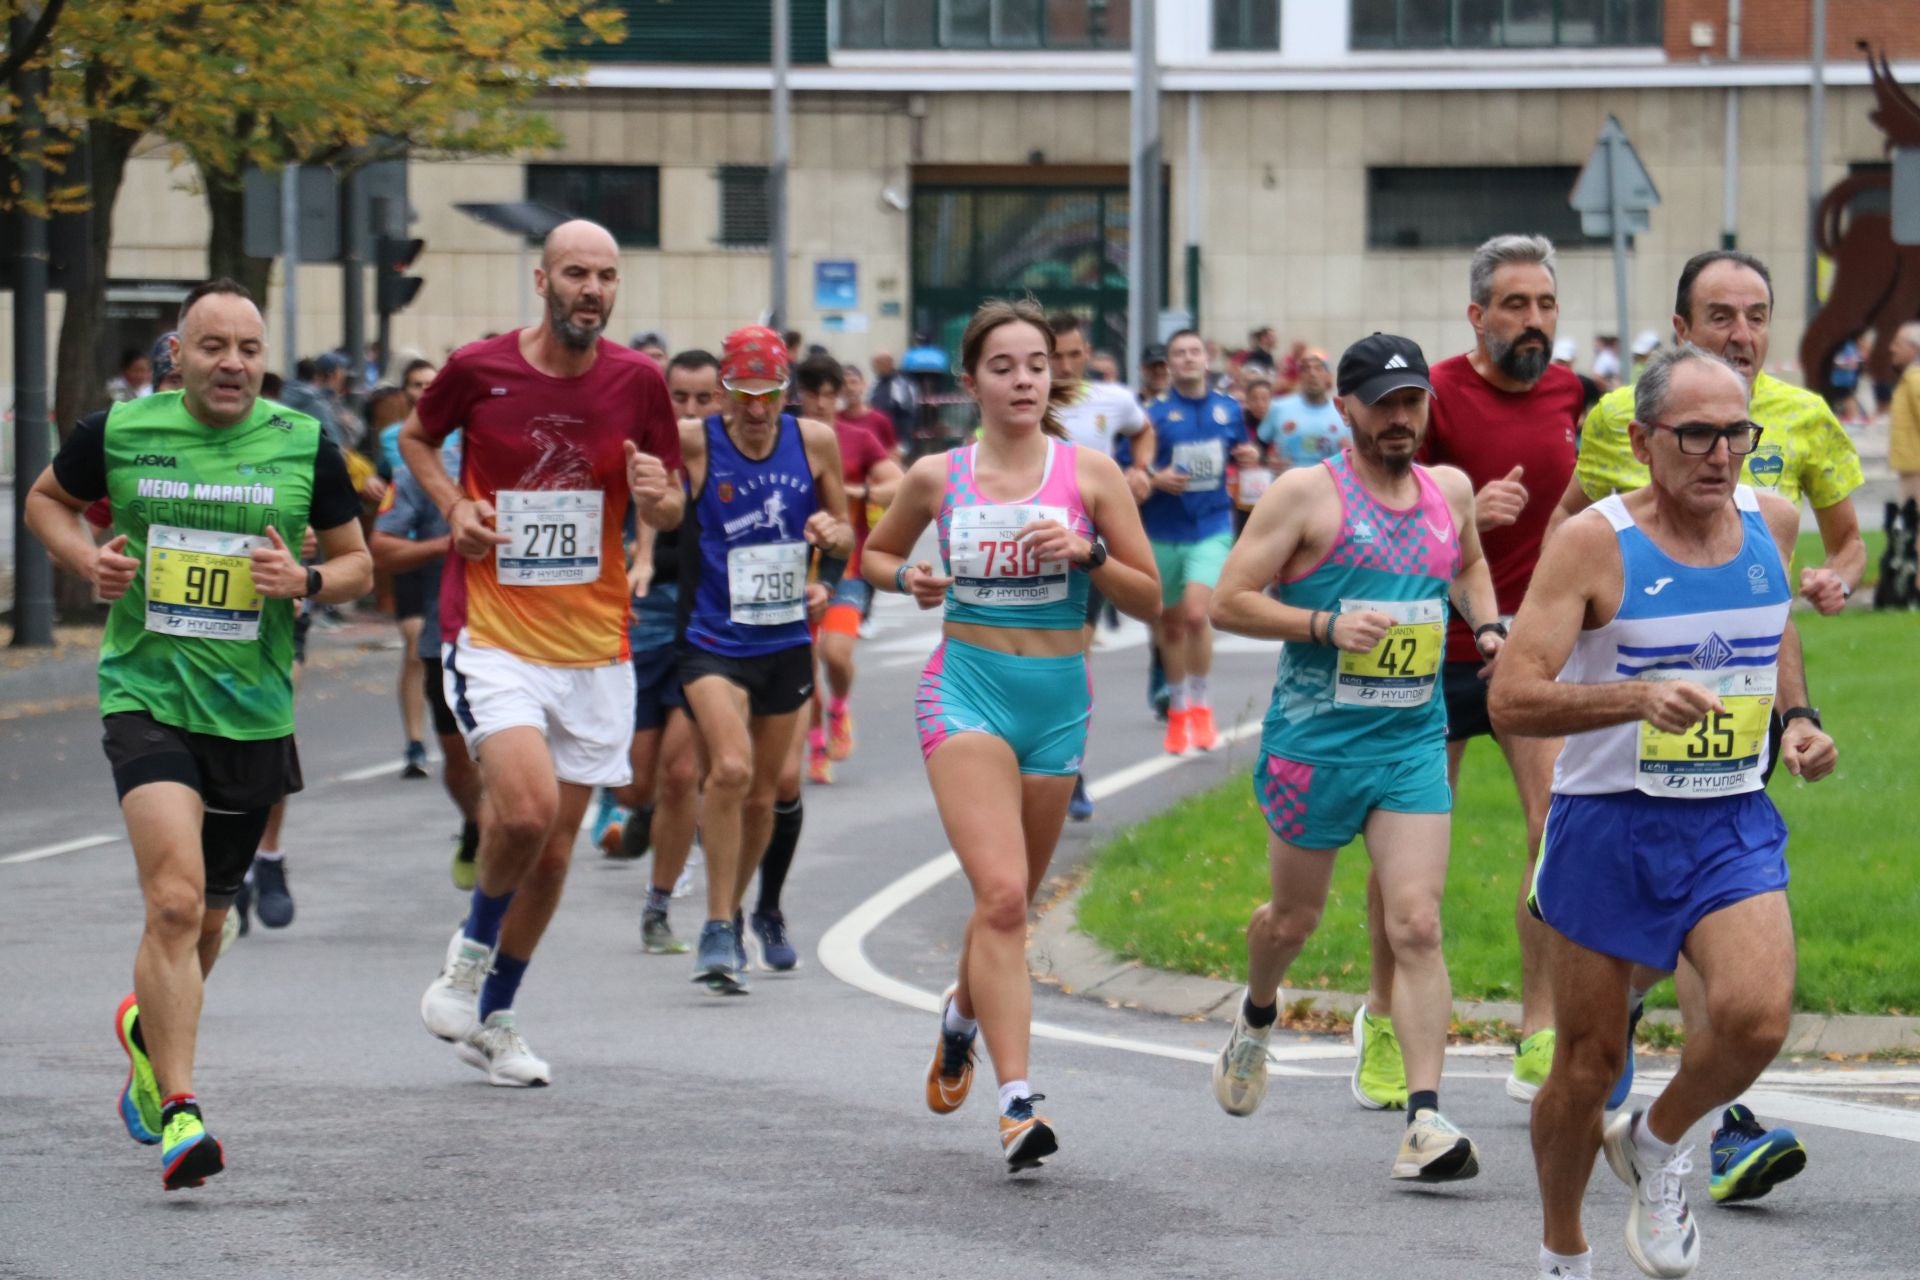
top-left (415, 331), bottom-right (683, 667)
top-left (1419, 354), bottom-right (1584, 664)
top-left (832, 414), bottom-right (891, 573)
top-left (843, 405), bottom-right (897, 454)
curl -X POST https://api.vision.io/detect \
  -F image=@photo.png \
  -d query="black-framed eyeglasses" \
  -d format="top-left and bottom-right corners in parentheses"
top-left (1644, 420), bottom-right (1764, 456)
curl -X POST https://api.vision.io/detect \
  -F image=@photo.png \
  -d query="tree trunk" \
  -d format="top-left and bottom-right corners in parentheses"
top-left (52, 119), bottom-right (139, 440)
top-left (203, 174), bottom-right (273, 322)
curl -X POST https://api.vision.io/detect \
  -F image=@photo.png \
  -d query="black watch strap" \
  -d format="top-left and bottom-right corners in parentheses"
top-left (1081, 537), bottom-right (1108, 570)
top-left (1781, 706), bottom-right (1822, 730)
top-left (305, 566), bottom-right (324, 599)
top-left (1474, 621), bottom-right (1508, 642)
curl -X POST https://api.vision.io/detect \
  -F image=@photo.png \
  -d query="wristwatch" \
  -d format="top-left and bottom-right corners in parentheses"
top-left (1080, 536), bottom-right (1109, 571)
top-left (1474, 621), bottom-right (1508, 643)
top-left (303, 567), bottom-right (323, 599)
top-left (1780, 706), bottom-right (1822, 730)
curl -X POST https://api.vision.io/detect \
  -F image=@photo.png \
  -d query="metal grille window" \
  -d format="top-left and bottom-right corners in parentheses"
top-left (839, 0), bottom-right (1129, 49)
top-left (1214, 0), bottom-right (1279, 50)
top-left (525, 165), bottom-right (660, 249)
top-left (1367, 166), bottom-right (1608, 250)
top-left (718, 166), bottom-right (771, 248)
top-left (1351, 0), bottom-right (1662, 49)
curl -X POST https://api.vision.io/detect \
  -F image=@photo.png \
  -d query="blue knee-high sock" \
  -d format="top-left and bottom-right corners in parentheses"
top-left (478, 953), bottom-right (529, 1021)
top-left (464, 887), bottom-right (515, 949)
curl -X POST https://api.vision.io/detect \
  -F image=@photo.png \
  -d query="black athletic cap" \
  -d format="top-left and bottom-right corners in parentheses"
top-left (1140, 343), bottom-right (1169, 365)
top-left (1337, 333), bottom-right (1433, 404)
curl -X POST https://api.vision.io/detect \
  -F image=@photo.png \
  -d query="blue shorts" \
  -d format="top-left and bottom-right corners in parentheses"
top-left (1253, 748), bottom-right (1451, 850)
top-left (916, 638), bottom-right (1089, 776)
top-left (631, 642), bottom-right (684, 732)
top-left (1531, 790), bottom-right (1789, 972)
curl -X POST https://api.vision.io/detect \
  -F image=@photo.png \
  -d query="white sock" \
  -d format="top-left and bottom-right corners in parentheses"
top-left (943, 999), bottom-right (978, 1036)
top-left (1627, 984), bottom-right (1649, 1011)
top-left (1168, 685), bottom-right (1190, 712)
top-left (1633, 1112), bottom-right (1677, 1165)
top-left (255, 850), bottom-right (284, 862)
top-left (1538, 1245), bottom-right (1592, 1277)
top-left (997, 1080), bottom-right (1031, 1114)
top-left (1187, 674), bottom-right (1209, 707)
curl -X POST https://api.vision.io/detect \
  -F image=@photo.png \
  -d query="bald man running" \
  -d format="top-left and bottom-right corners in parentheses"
top-left (406, 220), bottom-right (684, 1086)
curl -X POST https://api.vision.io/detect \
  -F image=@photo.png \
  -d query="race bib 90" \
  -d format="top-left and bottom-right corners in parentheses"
top-left (727, 541), bottom-right (809, 625)
top-left (145, 525), bottom-right (268, 641)
top-left (1334, 597), bottom-right (1444, 708)
top-left (1636, 669), bottom-right (1775, 797)
top-left (496, 490), bottom-right (603, 587)
top-left (948, 504), bottom-right (1071, 606)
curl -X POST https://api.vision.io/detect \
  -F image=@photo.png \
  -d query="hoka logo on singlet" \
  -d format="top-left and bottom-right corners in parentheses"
top-left (1690, 633), bottom-right (1735, 670)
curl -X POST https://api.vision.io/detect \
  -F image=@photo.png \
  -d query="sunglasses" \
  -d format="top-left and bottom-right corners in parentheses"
top-left (1644, 421), bottom-right (1764, 456)
top-left (722, 379), bottom-right (789, 405)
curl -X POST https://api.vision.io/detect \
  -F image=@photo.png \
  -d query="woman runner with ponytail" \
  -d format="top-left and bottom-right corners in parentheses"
top-left (861, 299), bottom-right (1160, 1170)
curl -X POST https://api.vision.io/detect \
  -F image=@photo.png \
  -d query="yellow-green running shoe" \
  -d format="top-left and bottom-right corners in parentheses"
top-left (451, 831), bottom-right (477, 892)
top-left (1350, 1003), bottom-right (1408, 1110)
top-left (1507, 1028), bottom-right (1556, 1102)
top-left (160, 1100), bottom-right (224, 1191)
top-left (115, 994), bottom-right (162, 1144)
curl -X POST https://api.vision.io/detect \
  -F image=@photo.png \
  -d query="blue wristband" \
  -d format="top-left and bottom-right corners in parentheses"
top-left (894, 564), bottom-right (911, 594)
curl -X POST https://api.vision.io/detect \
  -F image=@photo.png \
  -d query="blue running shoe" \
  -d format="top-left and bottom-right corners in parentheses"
top-left (1607, 998), bottom-right (1646, 1110)
top-left (749, 909), bottom-right (799, 971)
top-left (591, 789), bottom-right (630, 859)
top-left (693, 920), bottom-right (748, 995)
top-left (1709, 1104), bottom-right (1806, 1203)
top-left (732, 909), bottom-right (750, 972)
top-left (1068, 774), bottom-right (1094, 822)
top-left (251, 857), bottom-right (294, 928)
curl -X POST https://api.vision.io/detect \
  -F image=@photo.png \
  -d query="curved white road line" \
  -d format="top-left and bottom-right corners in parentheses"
top-left (818, 724), bottom-right (1920, 1142)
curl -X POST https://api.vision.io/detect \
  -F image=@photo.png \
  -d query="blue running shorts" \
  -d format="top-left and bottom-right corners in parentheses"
top-left (1253, 748), bottom-right (1451, 851)
top-left (916, 638), bottom-right (1090, 776)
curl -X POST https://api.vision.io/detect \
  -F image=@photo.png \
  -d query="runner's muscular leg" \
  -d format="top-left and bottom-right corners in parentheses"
top-left (1365, 740), bottom-right (1469, 1015)
top-left (1646, 891), bottom-right (1795, 1145)
top-left (473, 726), bottom-right (561, 897)
top-left (1181, 582), bottom-right (1214, 679)
top-left (650, 709), bottom-right (700, 894)
top-left (928, 733), bottom-right (1032, 1084)
top-left (1244, 835), bottom-right (1339, 1009)
top-left (123, 782), bottom-right (208, 1098)
top-left (1533, 931), bottom-right (1634, 1259)
top-left (1364, 809), bottom-right (1453, 1094)
top-left (496, 781), bottom-right (594, 961)
top-left (733, 708), bottom-right (802, 909)
top-left (683, 675), bottom-right (753, 923)
top-left (398, 616), bottom-right (426, 744)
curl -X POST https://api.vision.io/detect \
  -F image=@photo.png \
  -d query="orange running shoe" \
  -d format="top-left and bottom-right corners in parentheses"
top-left (999, 1094), bottom-right (1058, 1171)
top-left (925, 984), bottom-right (977, 1114)
top-left (1189, 705), bottom-right (1218, 752)
top-left (1163, 707), bottom-right (1191, 756)
top-left (807, 743), bottom-right (833, 785)
top-left (826, 703), bottom-right (855, 761)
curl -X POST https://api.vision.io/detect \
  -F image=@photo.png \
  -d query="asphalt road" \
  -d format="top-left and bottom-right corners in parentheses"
top-left (3, 591), bottom-right (1916, 1280)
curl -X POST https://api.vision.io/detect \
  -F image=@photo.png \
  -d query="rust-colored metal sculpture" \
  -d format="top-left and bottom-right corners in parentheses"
top-left (1801, 44), bottom-right (1920, 395)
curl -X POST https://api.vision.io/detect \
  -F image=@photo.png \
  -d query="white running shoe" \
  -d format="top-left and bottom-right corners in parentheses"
top-left (674, 848), bottom-right (701, 899)
top-left (421, 927), bottom-right (490, 1042)
top-left (1210, 996), bottom-right (1273, 1117)
top-left (1603, 1111), bottom-right (1701, 1278)
top-left (456, 1010), bottom-right (551, 1087)
top-left (1391, 1110), bottom-right (1481, 1182)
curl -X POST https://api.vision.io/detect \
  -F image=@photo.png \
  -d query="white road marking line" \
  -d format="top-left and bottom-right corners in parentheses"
top-left (332, 756), bottom-right (444, 784)
top-left (0, 834), bottom-right (118, 865)
top-left (818, 730), bottom-right (1920, 1143)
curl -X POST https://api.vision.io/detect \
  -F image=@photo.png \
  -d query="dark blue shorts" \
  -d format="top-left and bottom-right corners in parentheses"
top-left (632, 641), bottom-right (684, 733)
top-left (1531, 790), bottom-right (1789, 972)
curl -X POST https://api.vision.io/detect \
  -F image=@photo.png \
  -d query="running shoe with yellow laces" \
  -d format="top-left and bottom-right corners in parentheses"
top-left (1507, 1027), bottom-right (1556, 1102)
top-left (1708, 1105), bottom-right (1806, 1204)
top-left (1350, 1003), bottom-right (1408, 1111)
top-left (925, 984), bottom-right (977, 1114)
top-left (999, 1094), bottom-right (1057, 1172)
top-left (159, 1098), bottom-right (224, 1190)
top-left (114, 994), bottom-right (162, 1145)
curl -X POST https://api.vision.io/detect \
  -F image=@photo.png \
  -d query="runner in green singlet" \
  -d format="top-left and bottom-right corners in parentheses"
top-left (24, 280), bottom-right (369, 1192)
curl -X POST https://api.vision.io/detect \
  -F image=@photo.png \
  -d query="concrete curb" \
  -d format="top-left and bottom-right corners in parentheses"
top-left (1030, 887), bottom-right (1920, 1057)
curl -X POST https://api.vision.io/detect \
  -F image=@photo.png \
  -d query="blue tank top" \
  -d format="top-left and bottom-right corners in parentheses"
top-left (1263, 451), bottom-right (1461, 764)
top-left (937, 438), bottom-right (1094, 632)
top-left (681, 413), bottom-right (818, 658)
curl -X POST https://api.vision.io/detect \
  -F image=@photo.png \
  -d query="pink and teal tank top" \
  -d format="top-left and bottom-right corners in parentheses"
top-left (937, 437), bottom-right (1095, 632)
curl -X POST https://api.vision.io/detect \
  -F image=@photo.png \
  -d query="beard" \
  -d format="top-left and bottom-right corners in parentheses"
top-left (1356, 427), bottom-right (1416, 476)
top-left (546, 289), bottom-right (606, 350)
top-left (1487, 328), bottom-right (1551, 385)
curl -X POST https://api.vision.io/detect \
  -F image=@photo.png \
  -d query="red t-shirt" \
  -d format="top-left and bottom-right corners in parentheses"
top-left (1420, 354), bottom-right (1584, 664)
top-left (417, 332), bottom-right (683, 667)
top-left (832, 414), bottom-right (891, 573)
top-left (843, 405), bottom-right (897, 454)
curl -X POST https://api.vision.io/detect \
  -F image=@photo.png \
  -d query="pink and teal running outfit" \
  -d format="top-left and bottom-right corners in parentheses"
top-left (1256, 450), bottom-right (1460, 848)
top-left (916, 438), bottom-right (1095, 776)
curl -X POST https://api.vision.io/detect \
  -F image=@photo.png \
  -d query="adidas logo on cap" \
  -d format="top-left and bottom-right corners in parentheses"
top-left (1383, 354), bottom-right (1408, 370)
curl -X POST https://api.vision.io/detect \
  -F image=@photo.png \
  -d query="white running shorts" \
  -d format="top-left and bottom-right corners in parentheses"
top-left (442, 633), bottom-right (635, 787)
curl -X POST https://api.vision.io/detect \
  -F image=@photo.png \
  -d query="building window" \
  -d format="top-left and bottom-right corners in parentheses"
top-left (1367, 166), bottom-right (1608, 250)
top-left (1352, 0), bottom-right (1662, 49)
top-left (1214, 0), bottom-right (1279, 50)
top-left (525, 165), bottom-right (660, 249)
top-left (718, 166), bottom-right (772, 248)
top-left (839, 0), bottom-right (1130, 50)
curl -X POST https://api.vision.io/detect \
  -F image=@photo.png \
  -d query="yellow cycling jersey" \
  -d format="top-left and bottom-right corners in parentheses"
top-left (1575, 371), bottom-right (1863, 510)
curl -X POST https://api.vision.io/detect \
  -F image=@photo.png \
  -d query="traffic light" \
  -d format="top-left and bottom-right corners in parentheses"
top-left (375, 236), bottom-right (425, 314)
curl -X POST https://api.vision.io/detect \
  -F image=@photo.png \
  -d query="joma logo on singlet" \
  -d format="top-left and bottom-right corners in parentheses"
top-left (134, 454), bottom-right (177, 468)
